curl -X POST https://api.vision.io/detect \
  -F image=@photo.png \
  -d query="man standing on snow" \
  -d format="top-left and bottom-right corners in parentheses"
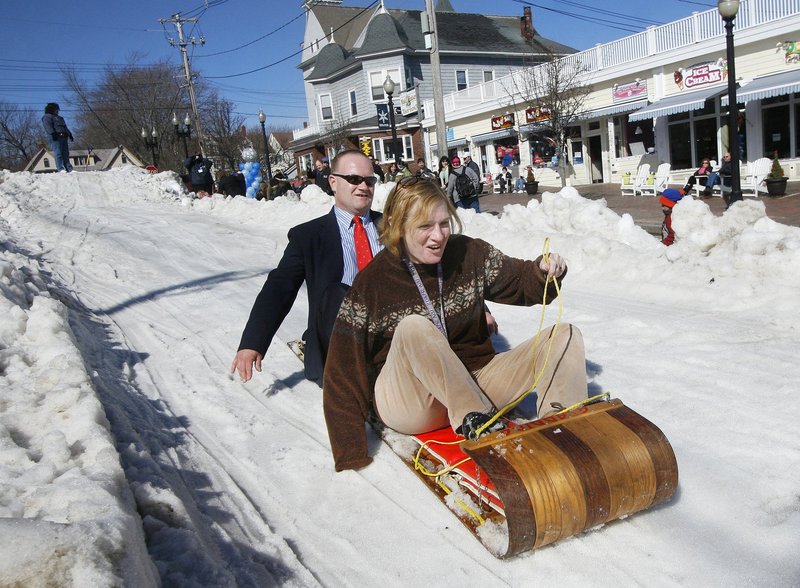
top-left (42, 103), bottom-right (73, 172)
top-left (231, 150), bottom-right (383, 386)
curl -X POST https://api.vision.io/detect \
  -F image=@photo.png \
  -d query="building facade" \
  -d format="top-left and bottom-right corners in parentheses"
top-left (421, 0), bottom-right (800, 188)
top-left (291, 0), bottom-right (574, 177)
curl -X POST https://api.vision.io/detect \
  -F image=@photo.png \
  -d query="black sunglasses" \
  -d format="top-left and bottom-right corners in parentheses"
top-left (331, 173), bottom-right (377, 187)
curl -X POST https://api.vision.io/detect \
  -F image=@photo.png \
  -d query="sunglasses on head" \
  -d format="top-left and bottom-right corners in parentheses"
top-left (331, 173), bottom-right (377, 187)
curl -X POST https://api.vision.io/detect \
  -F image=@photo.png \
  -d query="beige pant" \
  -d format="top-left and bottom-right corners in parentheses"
top-left (374, 315), bottom-right (588, 434)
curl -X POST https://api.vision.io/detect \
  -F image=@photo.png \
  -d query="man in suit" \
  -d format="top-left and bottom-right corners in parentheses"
top-left (231, 150), bottom-right (382, 385)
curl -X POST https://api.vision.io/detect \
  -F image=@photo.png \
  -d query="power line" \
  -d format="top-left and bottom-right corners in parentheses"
top-left (196, 11), bottom-right (306, 58)
top-left (205, 0), bottom-right (381, 80)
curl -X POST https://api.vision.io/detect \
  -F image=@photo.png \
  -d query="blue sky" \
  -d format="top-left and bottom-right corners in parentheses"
top-left (1, 0), bottom-right (717, 131)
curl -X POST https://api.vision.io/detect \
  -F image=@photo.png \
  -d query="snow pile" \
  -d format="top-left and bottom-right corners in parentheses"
top-left (0, 246), bottom-right (158, 586)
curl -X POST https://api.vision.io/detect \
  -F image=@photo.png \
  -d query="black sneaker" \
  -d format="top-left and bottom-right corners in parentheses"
top-left (458, 411), bottom-right (505, 441)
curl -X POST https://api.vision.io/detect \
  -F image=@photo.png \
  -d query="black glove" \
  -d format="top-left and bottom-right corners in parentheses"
top-left (51, 132), bottom-right (58, 140)
top-left (68, 133), bottom-right (74, 142)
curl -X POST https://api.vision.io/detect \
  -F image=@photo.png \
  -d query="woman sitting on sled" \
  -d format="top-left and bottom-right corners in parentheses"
top-left (322, 176), bottom-right (588, 471)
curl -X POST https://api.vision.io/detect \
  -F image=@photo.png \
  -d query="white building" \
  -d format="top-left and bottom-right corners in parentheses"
top-left (423, 0), bottom-right (800, 188)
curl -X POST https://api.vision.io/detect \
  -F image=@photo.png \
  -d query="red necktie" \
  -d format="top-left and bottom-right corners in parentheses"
top-left (353, 215), bottom-right (373, 271)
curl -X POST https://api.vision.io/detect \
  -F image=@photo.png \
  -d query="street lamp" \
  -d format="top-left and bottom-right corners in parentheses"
top-left (257, 110), bottom-right (273, 183)
top-left (172, 113), bottom-right (192, 159)
top-left (718, 0), bottom-right (742, 207)
top-left (383, 75), bottom-right (402, 167)
top-left (141, 127), bottom-right (158, 167)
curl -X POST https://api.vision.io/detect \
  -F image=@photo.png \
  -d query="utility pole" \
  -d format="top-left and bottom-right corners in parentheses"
top-left (424, 0), bottom-right (448, 159)
top-left (161, 14), bottom-right (206, 156)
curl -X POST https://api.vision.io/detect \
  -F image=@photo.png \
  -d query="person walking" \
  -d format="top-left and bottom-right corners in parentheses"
top-left (231, 150), bottom-right (383, 386)
top-left (42, 103), bottom-right (73, 172)
top-left (446, 156), bottom-right (481, 212)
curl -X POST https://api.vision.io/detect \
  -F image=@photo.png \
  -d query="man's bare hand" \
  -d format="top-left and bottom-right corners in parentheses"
top-left (231, 349), bottom-right (263, 382)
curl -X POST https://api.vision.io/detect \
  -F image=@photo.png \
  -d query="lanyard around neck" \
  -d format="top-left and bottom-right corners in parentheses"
top-left (403, 257), bottom-right (447, 338)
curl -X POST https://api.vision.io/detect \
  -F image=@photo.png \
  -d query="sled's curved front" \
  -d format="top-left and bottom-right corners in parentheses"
top-left (461, 399), bottom-right (678, 558)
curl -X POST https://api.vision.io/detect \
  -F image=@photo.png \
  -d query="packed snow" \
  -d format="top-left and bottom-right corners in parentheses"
top-left (1, 167), bottom-right (798, 586)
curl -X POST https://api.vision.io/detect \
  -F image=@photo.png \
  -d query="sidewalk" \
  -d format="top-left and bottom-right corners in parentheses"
top-left (479, 182), bottom-right (800, 234)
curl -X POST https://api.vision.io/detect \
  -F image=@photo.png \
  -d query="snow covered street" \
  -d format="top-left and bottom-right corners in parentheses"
top-left (1, 168), bottom-right (799, 586)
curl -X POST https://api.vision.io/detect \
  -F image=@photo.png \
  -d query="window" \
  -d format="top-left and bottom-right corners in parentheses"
top-left (483, 70), bottom-right (494, 84)
top-left (369, 68), bottom-right (402, 102)
top-left (319, 93), bottom-right (333, 121)
top-left (456, 70), bottom-right (467, 92)
top-left (762, 94), bottom-right (799, 159)
top-left (349, 90), bottom-right (358, 117)
top-left (371, 135), bottom-right (413, 163)
top-left (666, 98), bottom-right (746, 169)
top-left (43, 157), bottom-right (50, 168)
top-left (121, 154), bottom-right (128, 164)
top-left (299, 154), bottom-right (313, 177)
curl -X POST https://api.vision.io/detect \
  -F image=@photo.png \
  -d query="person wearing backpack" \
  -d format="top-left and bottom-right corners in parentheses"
top-left (446, 155), bottom-right (480, 212)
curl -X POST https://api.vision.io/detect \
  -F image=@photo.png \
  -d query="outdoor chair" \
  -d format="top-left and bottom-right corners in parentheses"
top-left (638, 163), bottom-right (671, 197)
top-left (741, 157), bottom-right (771, 197)
top-left (620, 163), bottom-right (650, 196)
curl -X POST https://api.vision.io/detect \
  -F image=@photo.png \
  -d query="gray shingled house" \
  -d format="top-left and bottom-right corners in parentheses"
top-left (291, 0), bottom-right (574, 176)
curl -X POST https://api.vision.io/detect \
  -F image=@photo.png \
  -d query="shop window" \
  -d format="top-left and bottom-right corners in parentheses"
top-left (667, 98), bottom-right (747, 169)
top-left (614, 115), bottom-right (654, 157)
top-left (528, 133), bottom-right (556, 167)
top-left (763, 104), bottom-right (790, 158)
top-left (795, 102), bottom-right (800, 158)
top-left (669, 121), bottom-right (692, 169)
top-left (494, 137), bottom-right (520, 166)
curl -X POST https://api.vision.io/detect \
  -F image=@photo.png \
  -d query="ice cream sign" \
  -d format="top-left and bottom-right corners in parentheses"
top-left (673, 59), bottom-right (727, 90)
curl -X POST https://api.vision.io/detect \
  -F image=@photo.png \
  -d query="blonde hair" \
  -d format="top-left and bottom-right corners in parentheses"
top-left (380, 179), bottom-right (462, 257)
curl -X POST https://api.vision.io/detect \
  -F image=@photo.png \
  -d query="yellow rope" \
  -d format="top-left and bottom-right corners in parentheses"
top-left (475, 237), bottom-right (563, 435)
top-left (409, 238), bottom-right (602, 526)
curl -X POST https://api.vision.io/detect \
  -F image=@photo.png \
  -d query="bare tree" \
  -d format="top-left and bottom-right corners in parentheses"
top-left (507, 51), bottom-right (592, 187)
top-left (0, 101), bottom-right (44, 171)
top-left (320, 101), bottom-right (357, 156)
top-left (201, 92), bottom-right (246, 173)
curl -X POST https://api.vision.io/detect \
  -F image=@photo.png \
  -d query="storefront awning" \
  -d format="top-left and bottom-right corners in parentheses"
top-left (470, 128), bottom-right (517, 144)
top-left (430, 137), bottom-right (468, 152)
top-left (580, 99), bottom-right (650, 120)
top-left (628, 86), bottom-right (727, 121)
top-left (722, 69), bottom-right (800, 105)
top-left (518, 122), bottom-right (548, 135)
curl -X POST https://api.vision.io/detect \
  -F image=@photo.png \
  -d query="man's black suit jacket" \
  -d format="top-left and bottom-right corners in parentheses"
top-left (238, 207), bottom-right (382, 385)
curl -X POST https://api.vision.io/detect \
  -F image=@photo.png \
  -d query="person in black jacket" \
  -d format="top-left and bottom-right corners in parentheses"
top-left (184, 154), bottom-right (214, 195)
top-left (231, 150), bottom-right (382, 385)
top-left (42, 103), bottom-right (73, 172)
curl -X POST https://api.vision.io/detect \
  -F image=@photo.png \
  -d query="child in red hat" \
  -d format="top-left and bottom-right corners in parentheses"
top-left (660, 188), bottom-right (684, 246)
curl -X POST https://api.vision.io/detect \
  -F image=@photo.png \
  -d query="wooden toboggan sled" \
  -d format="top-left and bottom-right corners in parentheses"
top-left (389, 397), bottom-right (679, 558)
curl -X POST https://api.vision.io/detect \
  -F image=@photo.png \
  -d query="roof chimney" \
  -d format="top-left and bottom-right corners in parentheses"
top-left (520, 6), bottom-right (534, 42)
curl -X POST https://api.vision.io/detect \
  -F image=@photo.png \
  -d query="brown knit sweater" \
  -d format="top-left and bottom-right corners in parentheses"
top-left (322, 235), bottom-right (563, 471)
